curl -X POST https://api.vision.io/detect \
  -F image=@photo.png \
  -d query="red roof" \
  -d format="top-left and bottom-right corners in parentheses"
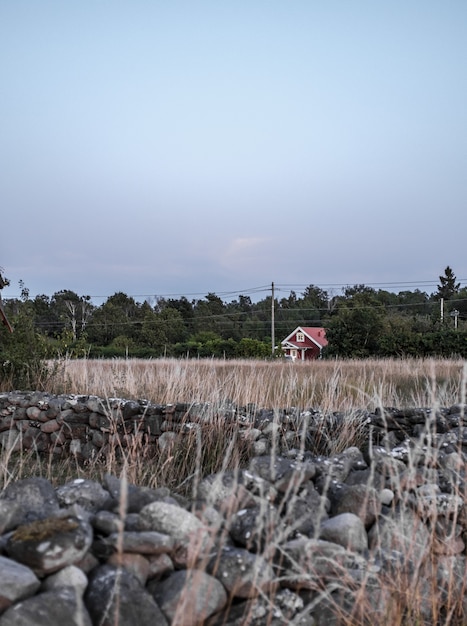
top-left (301, 327), bottom-right (328, 347)
top-left (282, 326), bottom-right (328, 348)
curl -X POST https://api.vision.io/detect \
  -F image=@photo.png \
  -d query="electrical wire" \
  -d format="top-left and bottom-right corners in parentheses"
top-left (4, 278), bottom-right (467, 302)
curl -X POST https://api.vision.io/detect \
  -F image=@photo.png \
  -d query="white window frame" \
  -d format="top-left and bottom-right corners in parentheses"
top-left (296, 332), bottom-right (305, 342)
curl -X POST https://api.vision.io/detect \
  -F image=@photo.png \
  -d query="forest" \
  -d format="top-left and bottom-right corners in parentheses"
top-left (1, 266), bottom-right (466, 372)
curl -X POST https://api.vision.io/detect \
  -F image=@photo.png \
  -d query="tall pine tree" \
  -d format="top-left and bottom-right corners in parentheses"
top-left (437, 266), bottom-right (460, 300)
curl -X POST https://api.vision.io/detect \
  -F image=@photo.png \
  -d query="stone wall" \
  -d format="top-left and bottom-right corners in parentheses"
top-left (1, 392), bottom-right (467, 624)
top-left (2, 390), bottom-right (467, 463)
top-left (0, 390), bottom-right (364, 462)
top-left (0, 391), bottom-right (264, 462)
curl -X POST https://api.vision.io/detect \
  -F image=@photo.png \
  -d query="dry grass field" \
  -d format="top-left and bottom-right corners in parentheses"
top-left (2, 357), bottom-right (467, 624)
top-left (47, 356), bottom-right (467, 412)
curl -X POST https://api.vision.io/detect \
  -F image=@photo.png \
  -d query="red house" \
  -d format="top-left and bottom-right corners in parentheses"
top-left (281, 326), bottom-right (328, 361)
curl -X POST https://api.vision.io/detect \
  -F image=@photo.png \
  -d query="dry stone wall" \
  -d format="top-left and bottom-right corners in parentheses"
top-left (1, 392), bottom-right (467, 624)
top-left (0, 391), bottom-right (256, 462)
top-left (0, 391), bottom-right (363, 462)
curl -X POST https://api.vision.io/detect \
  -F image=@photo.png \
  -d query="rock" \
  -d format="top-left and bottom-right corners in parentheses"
top-left (0, 587), bottom-right (92, 626)
top-left (208, 546), bottom-right (276, 598)
top-left (158, 431), bottom-right (177, 451)
top-left (280, 538), bottom-right (369, 590)
top-left (0, 431), bottom-right (22, 453)
top-left (329, 483), bottom-right (381, 528)
top-left (379, 488), bottom-right (394, 506)
top-left (0, 557), bottom-right (40, 612)
top-left (249, 455), bottom-right (316, 486)
top-left (409, 491), bottom-right (464, 520)
top-left (0, 478), bottom-right (59, 531)
top-left (139, 501), bottom-right (213, 564)
top-left (150, 569), bottom-right (227, 626)
top-left (55, 478), bottom-right (112, 512)
top-left (319, 512), bottom-right (368, 553)
top-left (84, 564), bottom-right (168, 626)
top-left (5, 516), bottom-right (93, 576)
top-left (91, 510), bottom-right (122, 535)
top-left (196, 471), bottom-right (256, 512)
top-left (103, 474), bottom-right (164, 513)
top-left (102, 530), bottom-right (174, 555)
top-left (41, 564), bottom-right (88, 596)
top-left (0, 502), bottom-right (21, 537)
top-left (146, 553), bottom-right (174, 580)
top-left (122, 400), bottom-right (141, 420)
top-left (228, 504), bottom-right (284, 551)
top-left (107, 553), bottom-right (150, 585)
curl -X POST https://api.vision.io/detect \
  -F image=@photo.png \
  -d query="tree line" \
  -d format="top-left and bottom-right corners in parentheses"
top-left (1, 267), bottom-right (467, 382)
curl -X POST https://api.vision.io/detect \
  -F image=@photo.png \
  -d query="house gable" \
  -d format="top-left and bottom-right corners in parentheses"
top-left (281, 326), bottom-right (328, 360)
top-left (282, 326), bottom-right (328, 349)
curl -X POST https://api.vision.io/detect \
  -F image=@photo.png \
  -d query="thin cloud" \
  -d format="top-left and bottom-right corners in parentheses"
top-left (221, 236), bottom-right (273, 270)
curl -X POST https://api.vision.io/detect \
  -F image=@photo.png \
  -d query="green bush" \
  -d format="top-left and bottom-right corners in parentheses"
top-left (0, 306), bottom-right (50, 390)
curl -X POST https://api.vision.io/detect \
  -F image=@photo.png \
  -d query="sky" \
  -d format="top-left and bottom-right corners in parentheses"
top-left (1, 0), bottom-right (466, 304)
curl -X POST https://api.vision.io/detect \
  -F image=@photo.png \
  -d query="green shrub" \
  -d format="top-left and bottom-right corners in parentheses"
top-left (0, 307), bottom-right (50, 390)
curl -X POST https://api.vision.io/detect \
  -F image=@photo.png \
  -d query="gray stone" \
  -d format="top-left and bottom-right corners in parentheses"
top-left (5, 516), bottom-right (93, 576)
top-left (228, 504), bottom-right (284, 551)
top-left (88, 411), bottom-right (112, 430)
top-left (158, 431), bottom-right (177, 451)
top-left (0, 431), bottom-right (22, 453)
top-left (249, 455), bottom-right (315, 486)
top-left (280, 538), bottom-right (369, 589)
top-left (107, 553), bottom-right (150, 585)
top-left (103, 473), bottom-right (164, 513)
top-left (0, 587), bottom-right (92, 626)
top-left (0, 502), bottom-right (21, 536)
top-left (84, 564), bottom-right (168, 626)
top-left (139, 501), bottom-right (213, 562)
top-left (56, 478), bottom-right (112, 512)
top-left (0, 478), bottom-right (59, 532)
top-left (252, 438), bottom-right (270, 455)
top-left (146, 553), bottom-right (174, 580)
top-left (319, 512), bottom-right (368, 552)
top-left (150, 569), bottom-right (227, 626)
top-left (284, 481), bottom-right (326, 536)
top-left (409, 491), bottom-right (464, 520)
top-left (104, 530), bottom-right (174, 554)
top-left (0, 557), bottom-right (40, 612)
top-left (41, 565), bottom-right (88, 596)
top-left (84, 396), bottom-right (107, 414)
top-left (122, 400), bottom-right (141, 420)
top-left (208, 546), bottom-right (276, 598)
top-left (329, 483), bottom-right (381, 528)
top-left (91, 510), bottom-right (121, 535)
top-left (196, 471), bottom-right (256, 512)
top-left (314, 453), bottom-right (355, 486)
top-left (207, 588), bottom-right (305, 625)
top-left (379, 488), bottom-right (394, 506)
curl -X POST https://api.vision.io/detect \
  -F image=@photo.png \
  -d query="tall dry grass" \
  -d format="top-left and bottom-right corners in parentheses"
top-left (46, 356), bottom-right (467, 412)
top-left (2, 358), bottom-right (467, 624)
top-left (3, 356), bottom-right (466, 493)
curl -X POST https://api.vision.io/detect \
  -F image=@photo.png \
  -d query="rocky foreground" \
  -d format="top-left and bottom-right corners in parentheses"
top-left (0, 393), bottom-right (467, 625)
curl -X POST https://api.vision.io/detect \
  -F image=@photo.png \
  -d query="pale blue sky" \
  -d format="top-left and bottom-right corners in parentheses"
top-left (1, 0), bottom-right (466, 302)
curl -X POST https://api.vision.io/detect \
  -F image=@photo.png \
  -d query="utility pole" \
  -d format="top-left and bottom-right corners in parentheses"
top-left (440, 298), bottom-right (444, 323)
top-left (450, 309), bottom-right (459, 329)
top-left (271, 281), bottom-right (275, 357)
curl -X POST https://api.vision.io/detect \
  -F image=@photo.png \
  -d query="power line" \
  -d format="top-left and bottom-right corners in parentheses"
top-left (4, 278), bottom-right (467, 305)
top-left (3, 285), bottom-right (274, 302)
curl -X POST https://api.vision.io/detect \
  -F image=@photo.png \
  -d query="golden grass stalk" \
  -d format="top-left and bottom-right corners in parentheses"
top-left (45, 356), bottom-right (466, 412)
